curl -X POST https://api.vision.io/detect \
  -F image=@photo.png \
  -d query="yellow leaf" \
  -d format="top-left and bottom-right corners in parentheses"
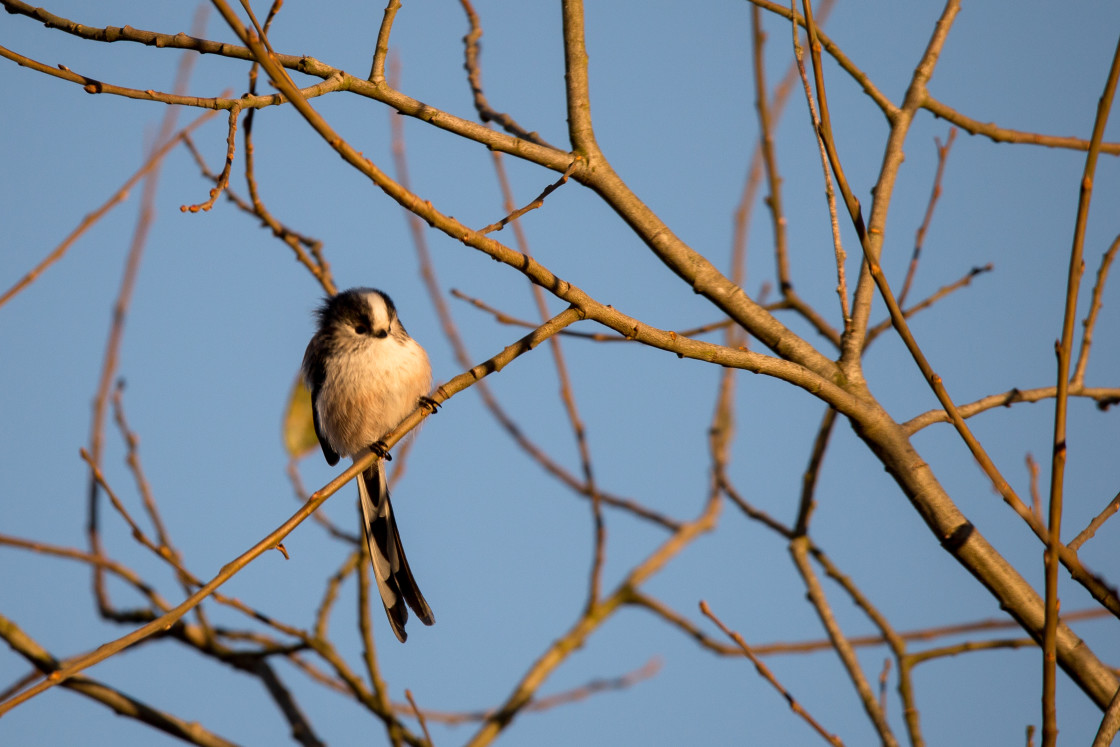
top-left (282, 374), bottom-right (319, 459)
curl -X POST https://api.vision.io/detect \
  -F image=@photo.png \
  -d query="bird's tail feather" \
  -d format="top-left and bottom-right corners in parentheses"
top-left (358, 463), bottom-right (435, 643)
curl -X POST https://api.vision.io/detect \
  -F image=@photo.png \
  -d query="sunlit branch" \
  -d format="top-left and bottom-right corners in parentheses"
top-left (1044, 40), bottom-right (1120, 745)
top-left (790, 537), bottom-right (898, 746)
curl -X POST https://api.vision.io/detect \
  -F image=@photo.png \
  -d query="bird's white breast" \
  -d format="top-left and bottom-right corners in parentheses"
top-left (316, 335), bottom-right (431, 458)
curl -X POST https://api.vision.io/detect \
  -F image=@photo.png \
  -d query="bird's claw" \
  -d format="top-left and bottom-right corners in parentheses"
top-left (370, 440), bottom-right (392, 461)
top-left (419, 396), bottom-right (441, 414)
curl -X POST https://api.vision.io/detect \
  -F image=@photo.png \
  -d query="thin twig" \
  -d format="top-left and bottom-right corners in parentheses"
top-left (287, 653), bottom-right (352, 697)
top-left (110, 384), bottom-right (181, 569)
top-left (906, 637), bottom-right (1036, 665)
top-left (633, 587), bottom-right (1110, 658)
top-left (314, 551), bottom-right (361, 648)
top-left (238, 2), bottom-right (334, 294)
top-left (865, 263), bottom-right (993, 345)
top-left (405, 690), bottom-right (434, 745)
top-left (700, 601), bottom-right (844, 746)
top-left (181, 102), bottom-right (241, 212)
top-left (81, 450), bottom-right (200, 588)
top-left (878, 659), bottom-right (891, 715)
top-left (0, 41), bottom-right (345, 112)
top-left (477, 158), bottom-right (580, 235)
top-left (903, 382), bottom-right (1120, 433)
top-left (721, 479), bottom-right (794, 538)
top-left (790, 537), bottom-right (898, 746)
top-left (229, 655), bottom-right (325, 747)
top-left (181, 134), bottom-right (333, 294)
top-left (799, 0), bottom-right (866, 249)
top-left (792, 407), bottom-right (837, 536)
top-left (899, 129), bottom-right (957, 307)
top-left (1072, 235), bottom-right (1120, 387)
top-left (395, 659), bottom-right (660, 725)
top-left (923, 95), bottom-right (1120, 156)
top-left (790, 8), bottom-right (849, 330)
top-left (732, 0), bottom-right (835, 347)
top-left (1026, 453), bottom-right (1043, 525)
top-left (452, 288), bottom-right (733, 342)
top-left (1043, 34), bottom-right (1120, 747)
top-left (526, 658), bottom-right (660, 713)
top-left (109, 382), bottom-right (216, 633)
top-left (0, 534), bottom-right (173, 613)
top-left (753, 5), bottom-right (841, 348)
top-left (458, 0), bottom-right (555, 147)
top-left (1069, 491), bottom-right (1120, 551)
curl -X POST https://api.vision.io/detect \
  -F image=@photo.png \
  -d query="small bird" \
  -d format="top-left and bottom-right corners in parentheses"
top-left (301, 287), bottom-right (436, 642)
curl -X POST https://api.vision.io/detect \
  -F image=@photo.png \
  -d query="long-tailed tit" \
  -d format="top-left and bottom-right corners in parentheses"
top-left (302, 287), bottom-right (436, 642)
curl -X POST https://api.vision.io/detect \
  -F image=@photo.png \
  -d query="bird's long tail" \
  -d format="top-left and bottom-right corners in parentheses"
top-left (357, 462), bottom-right (435, 642)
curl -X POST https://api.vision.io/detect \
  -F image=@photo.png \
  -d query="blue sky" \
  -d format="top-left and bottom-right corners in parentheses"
top-left (2, 1), bottom-right (1119, 745)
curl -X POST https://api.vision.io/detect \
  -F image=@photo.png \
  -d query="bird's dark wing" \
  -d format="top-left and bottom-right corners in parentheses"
top-left (302, 335), bottom-right (340, 466)
top-left (311, 391), bottom-right (340, 466)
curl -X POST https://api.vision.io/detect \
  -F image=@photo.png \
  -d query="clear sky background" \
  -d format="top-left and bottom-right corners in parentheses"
top-left (2, 1), bottom-right (1119, 745)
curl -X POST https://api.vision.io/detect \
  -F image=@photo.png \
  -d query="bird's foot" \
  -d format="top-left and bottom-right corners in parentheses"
top-left (370, 440), bottom-right (392, 461)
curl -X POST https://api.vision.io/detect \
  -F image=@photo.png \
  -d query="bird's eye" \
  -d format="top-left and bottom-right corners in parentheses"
top-left (373, 329), bottom-right (389, 339)
top-left (354, 323), bottom-right (369, 335)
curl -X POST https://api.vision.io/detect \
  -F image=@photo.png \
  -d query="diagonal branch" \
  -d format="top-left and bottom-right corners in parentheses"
top-left (478, 158), bottom-right (581, 235)
top-left (790, 537), bottom-right (897, 746)
top-left (1069, 492), bottom-right (1120, 552)
top-left (700, 601), bottom-right (844, 746)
